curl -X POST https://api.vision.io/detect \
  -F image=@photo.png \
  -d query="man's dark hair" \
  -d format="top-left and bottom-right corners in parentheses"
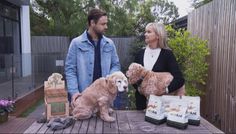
top-left (88, 8), bottom-right (107, 26)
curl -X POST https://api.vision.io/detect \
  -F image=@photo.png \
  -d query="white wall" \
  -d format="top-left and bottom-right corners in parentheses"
top-left (20, 5), bottom-right (31, 77)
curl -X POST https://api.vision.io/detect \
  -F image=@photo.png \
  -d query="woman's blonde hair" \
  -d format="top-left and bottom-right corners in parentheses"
top-left (146, 22), bottom-right (168, 49)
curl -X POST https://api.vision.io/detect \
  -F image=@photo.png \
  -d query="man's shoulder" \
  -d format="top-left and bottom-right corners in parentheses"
top-left (68, 34), bottom-right (89, 50)
top-left (71, 34), bottom-right (86, 43)
top-left (102, 36), bottom-right (114, 45)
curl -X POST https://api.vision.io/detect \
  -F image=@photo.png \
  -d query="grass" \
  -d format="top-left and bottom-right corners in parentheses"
top-left (19, 98), bottom-right (44, 117)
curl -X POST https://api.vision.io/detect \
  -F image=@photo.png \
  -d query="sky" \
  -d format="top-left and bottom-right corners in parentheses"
top-left (168, 0), bottom-right (194, 17)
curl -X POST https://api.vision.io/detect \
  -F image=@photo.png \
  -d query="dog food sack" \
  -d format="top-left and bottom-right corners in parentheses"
top-left (162, 95), bottom-right (180, 118)
top-left (183, 96), bottom-right (200, 125)
top-left (166, 99), bottom-right (188, 129)
top-left (145, 95), bottom-right (166, 124)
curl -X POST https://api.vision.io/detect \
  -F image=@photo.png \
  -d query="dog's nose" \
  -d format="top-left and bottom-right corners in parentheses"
top-left (124, 86), bottom-right (127, 90)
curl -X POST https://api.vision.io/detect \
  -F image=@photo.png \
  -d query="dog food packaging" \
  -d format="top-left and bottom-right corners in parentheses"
top-left (166, 99), bottom-right (188, 129)
top-left (162, 95), bottom-right (180, 118)
top-left (44, 73), bottom-right (69, 120)
top-left (182, 96), bottom-right (201, 125)
top-left (145, 95), bottom-right (166, 124)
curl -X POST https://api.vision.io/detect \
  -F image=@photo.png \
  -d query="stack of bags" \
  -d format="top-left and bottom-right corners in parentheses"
top-left (44, 73), bottom-right (69, 120)
top-left (145, 95), bottom-right (200, 129)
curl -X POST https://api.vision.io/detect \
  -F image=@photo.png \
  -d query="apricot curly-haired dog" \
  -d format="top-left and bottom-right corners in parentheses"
top-left (72, 71), bottom-right (128, 122)
top-left (126, 63), bottom-right (185, 98)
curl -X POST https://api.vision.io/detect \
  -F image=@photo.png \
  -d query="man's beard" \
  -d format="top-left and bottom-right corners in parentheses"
top-left (94, 28), bottom-right (105, 37)
top-left (95, 32), bottom-right (103, 38)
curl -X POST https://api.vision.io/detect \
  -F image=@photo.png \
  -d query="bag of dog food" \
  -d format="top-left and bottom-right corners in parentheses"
top-left (162, 95), bottom-right (180, 118)
top-left (182, 96), bottom-right (201, 125)
top-left (166, 99), bottom-right (188, 129)
top-left (145, 95), bottom-right (166, 124)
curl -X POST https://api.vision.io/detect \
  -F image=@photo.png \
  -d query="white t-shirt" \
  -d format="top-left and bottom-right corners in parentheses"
top-left (144, 46), bottom-right (161, 71)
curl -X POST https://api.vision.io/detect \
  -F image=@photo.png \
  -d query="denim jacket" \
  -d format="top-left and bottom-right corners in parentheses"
top-left (65, 31), bottom-right (121, 97)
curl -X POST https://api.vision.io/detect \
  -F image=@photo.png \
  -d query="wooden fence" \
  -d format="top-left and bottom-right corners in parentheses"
top-left (111, 37), bottom-right (136, 70)
top-left (31, 36), bottom-right (70, 75)
top-left (31, 36), bottom-right (135, 74)
top-left (188, 0), bottom-right (236, 133)
top-left (31, 36), bottom-right (70, 54)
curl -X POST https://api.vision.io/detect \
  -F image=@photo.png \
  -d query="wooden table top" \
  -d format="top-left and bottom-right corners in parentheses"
top-left (24, 110), bottom-right (224, 134)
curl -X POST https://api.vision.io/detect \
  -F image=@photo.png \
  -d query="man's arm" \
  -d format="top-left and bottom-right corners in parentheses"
top-left (109, 42), bottom-right (121, 73)
top-left (65, 39), bottom-right (80, 98)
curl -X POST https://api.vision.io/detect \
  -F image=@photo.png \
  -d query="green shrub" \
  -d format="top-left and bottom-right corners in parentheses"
top-left (166, 25), bottom-right (210, 96)
top-left (127, 85), bottom-right (136, 110)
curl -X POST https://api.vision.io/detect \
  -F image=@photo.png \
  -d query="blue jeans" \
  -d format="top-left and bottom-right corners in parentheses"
top-left (113, 92), bottom-right (128, 110)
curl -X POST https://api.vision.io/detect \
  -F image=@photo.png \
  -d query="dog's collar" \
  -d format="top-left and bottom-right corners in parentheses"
top-left (135, 76), bottom-right (144, 87)
top-left (135, 71), bottom-right (148, 87)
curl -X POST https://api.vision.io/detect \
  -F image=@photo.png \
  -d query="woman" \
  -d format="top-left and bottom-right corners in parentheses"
top-left (134, 22), bottom-right (185, 110)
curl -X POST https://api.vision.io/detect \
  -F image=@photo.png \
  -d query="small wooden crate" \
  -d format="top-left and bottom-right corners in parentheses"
top-left (44, 73), bottom-right (69, 120)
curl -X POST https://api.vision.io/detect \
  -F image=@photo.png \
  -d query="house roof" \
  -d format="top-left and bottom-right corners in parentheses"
top-left (169, 15), bottom-right (188, 29)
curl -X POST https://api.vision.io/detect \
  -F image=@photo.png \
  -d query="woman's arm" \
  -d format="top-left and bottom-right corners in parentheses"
top-left (166, 50), bottom-right (185, 93)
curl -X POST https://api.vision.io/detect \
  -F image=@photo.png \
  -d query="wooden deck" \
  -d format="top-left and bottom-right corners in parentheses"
top-left (0, 103), bottom-right (45, 133)
top-left (0, 116), bottom-right (36, 133)
top-left (24, 110), bottom-right (224, 134)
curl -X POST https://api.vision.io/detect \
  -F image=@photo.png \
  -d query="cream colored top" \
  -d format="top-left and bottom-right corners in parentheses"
top-left (144, 46), bottom-right (161, 71)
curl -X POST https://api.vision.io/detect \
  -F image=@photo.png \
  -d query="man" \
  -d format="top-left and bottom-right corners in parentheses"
top-left (65, 8), bottom-right (120, 103)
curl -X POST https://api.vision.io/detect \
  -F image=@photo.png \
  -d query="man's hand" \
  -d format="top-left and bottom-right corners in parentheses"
top-left (71, 92), bottom-right (82, 109)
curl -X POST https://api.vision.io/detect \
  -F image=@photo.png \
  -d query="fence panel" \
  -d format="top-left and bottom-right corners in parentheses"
top-left (188, 0), bottom-right (236, 133)
top-left (111, 37), bottom-right (136, 71)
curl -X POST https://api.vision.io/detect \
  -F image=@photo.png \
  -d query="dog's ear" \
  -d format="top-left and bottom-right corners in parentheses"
top-left (108, 85), bottom-right (116, 94)
top-left (106, 76), bottom-right (116, 94)
top-left (126, 70), bottom-right (131, 77)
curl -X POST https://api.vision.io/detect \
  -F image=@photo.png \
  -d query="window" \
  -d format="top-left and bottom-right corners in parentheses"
top-left (3, 5), bottom-right (19, 21)
top-left (0, 16), bottom-right (3, 36)
top-left (0, 1), bottom-right (22, 82)
top-left (5, 19), bottom-right (12, 36)
top-left (0, 2), bottom-right (20, 54)
top-left (0, 1), bottom-right (19, 21)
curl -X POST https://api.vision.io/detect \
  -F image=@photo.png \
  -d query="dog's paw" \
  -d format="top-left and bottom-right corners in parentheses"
top-left (73, 113), bottom-right (91, 120)
top-left (108, 108), bottom-right (114, 114)
top-left (103, 116), bottom-right (115, 122)
top-left (92, 112), bottom-right (98, 117)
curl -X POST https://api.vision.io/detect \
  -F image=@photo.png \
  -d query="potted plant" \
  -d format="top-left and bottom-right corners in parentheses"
top-left (0, 99), bottom-right (14, 123)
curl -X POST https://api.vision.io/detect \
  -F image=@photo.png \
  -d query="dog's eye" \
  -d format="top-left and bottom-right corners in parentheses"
top-left (117, 80), bottom-right (121, 83)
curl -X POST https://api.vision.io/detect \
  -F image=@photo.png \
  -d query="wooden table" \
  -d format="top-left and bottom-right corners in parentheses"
top-left (24, 110), bottom-right (224, 134)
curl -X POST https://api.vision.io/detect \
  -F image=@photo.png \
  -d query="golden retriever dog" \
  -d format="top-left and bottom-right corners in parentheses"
top-left (72, 71), bottom-right (128, 122)
top-left (126, 63), bottom-right (185, 98)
